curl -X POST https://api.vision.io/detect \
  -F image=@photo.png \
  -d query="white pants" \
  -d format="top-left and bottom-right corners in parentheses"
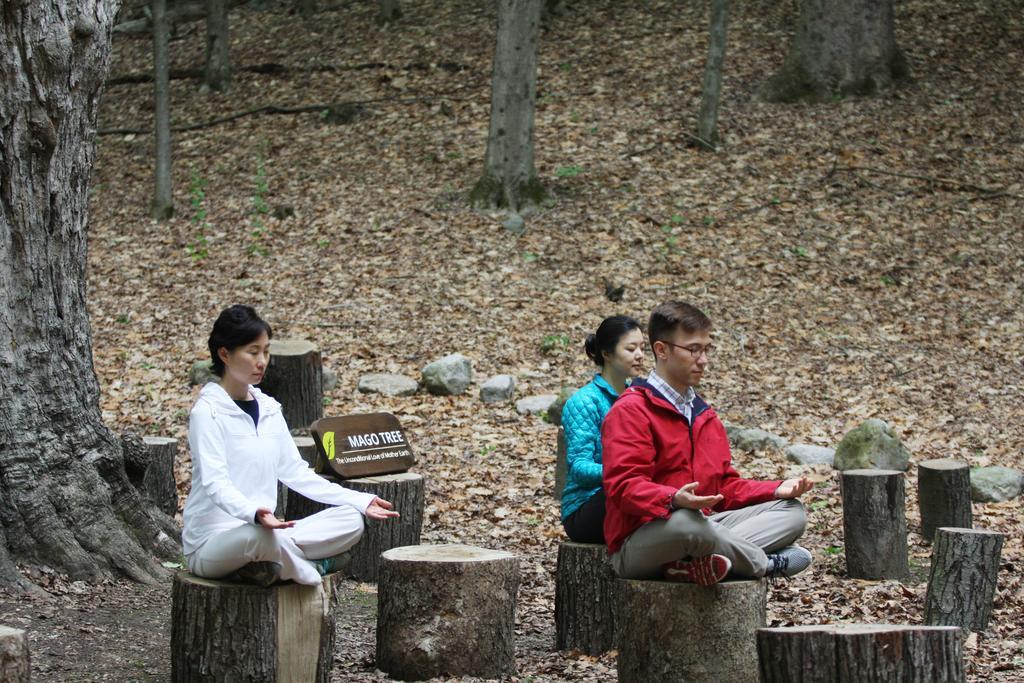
top-left (187, 506), bottom-right (364, 585)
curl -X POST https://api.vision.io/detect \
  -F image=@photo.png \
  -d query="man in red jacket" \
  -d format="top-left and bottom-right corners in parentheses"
top-left (602, 301), bottom-right (812, 585)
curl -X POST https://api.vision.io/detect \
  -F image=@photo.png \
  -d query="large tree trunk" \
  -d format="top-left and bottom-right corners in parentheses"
top-left (204, 0), bottom-right (231, 92)
top-left (152, 0), bottom-right (174, 218)
top-left (0, 0), bottom-right (179, 589)
top-left (761, 0), bottom-right (909, 102)
top-left (469, 0), bottom-right (546, 212)
top-left (696, 0), bottom-right (729, 149)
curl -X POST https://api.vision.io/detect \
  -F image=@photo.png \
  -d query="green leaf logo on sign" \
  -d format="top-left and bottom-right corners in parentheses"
top-left (322, 432), bottom-right (335, 460)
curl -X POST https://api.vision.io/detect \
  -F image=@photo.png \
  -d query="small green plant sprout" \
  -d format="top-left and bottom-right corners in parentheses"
top-left (540, 333), bottom-right (572, 355)
top-left (671, 213), bottom-right (684, 224)
top-left (791, 245), bottom-right (809, 258)
top-left (522, 251), bottom-right (538, 263)
top-left (881, 274), bottom-right (897, 286)
top-left (248, 153), bottom-right (270, 256)
top-left (186, 167), bottom-right (210, 260)
top-left (555, 165), bottom-right (583, 178)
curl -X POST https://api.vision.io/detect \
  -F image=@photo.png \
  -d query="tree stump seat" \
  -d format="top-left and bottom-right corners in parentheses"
top-left (841, 469), bottom-right (909, 579)
top-left (616, 578), bottom-right (767, 683)
top-left (925, 527), bottom-right (1004, 632)
top-left (0, 626), bottom-right (31, 683)
top-left (170, 571), bottom-right (342, 682)
top-left (757, 623), bottom-right (965, 682)
top-left (918, 459), bottom-right (972, 541)
top-left (261, 338), bottom-right (323, 430)
top-left (554, 541), bottom-right (616, 654)
top-left (376, 544), bottom-right (519, 681)
top-left (286, 471), bottom-right (425, 582)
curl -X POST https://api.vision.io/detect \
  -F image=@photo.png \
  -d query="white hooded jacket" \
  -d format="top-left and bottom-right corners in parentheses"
top-left (182, 382), bottom-right (375, 555)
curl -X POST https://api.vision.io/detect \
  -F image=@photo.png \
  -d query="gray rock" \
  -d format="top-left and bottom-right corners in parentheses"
top-left (516, 394), bottom-right (558, 416)
top-left (970, 466), bottom-right (1024, 502)
top-left (421, 353), bottom-right (472, 396)
top-left (480, 375), bottom-right (516, 403)
top-left (357, 373), bottom-right (419, 397)
top-left (730, 427), bottom-right (788, 452)
top-left (833, 419), bottom-right (911, 471)
top-left (189, 360), bottom-right (216, 386)
top-left (546, 385), bottom-right (579, 426)
top-left (322, 366), bottom-right (338, 392)
top-left (502, 213), bottom-right (525, 235)
top-left (785, 444), bottom-right (836, 466)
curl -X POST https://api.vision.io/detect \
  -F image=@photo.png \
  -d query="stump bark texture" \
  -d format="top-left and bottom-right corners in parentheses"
top-left (287, 472), bottom-right (425, 581)
top-left (757, 624), bottom-right (964, 682)
top-left (925, 527), bottom-right (1004, 632)
top-left (616, 579), bottom-right (766, 683)
top-left (293, 435), bottom-right (318, 468)
top-left (555, 541), bottom-right (616, 654)
top-left (260, 339), bottom-right (323, 429)
top-left (141, 436), bottom-right (178, 515)
top-left (841, 469), bottom-right (909, 579)
top-left (376, 544), bottom-right (519, 680)
top-left (918, 459), bottom-right (972, 541)
top-left (171, 571), bottom-right (341, 682)
top-left (553, 425), bottom-right (567, 499)
top-left (0, 626), bottom-right (30, 683)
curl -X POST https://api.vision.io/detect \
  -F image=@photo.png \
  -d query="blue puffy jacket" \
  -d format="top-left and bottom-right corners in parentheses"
top-left (560, 374), bottom-right (620, 521)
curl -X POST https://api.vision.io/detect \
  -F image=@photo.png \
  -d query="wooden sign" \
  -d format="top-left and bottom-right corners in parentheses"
top-left (310, 413), bottom-right (415, 479)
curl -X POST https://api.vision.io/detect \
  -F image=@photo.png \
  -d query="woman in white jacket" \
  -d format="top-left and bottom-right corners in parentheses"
top-left (183, 305), bottom-right (399, 586)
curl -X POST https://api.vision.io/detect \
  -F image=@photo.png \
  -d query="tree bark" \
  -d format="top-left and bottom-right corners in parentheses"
top-left (841, 469), bottom-right (909, 579)
top-left (757, 624), bottom-right (964, 682)
top-left (925, 527), bottom-right (1004, 633)
top-left (378, 0), bottom-right (401, 25)
top-left (918, 458), bottom-right (972, 542)
top-left (555, 541), bottom-right (617, 655)
top-left (204, 0), bottom-right (231, 92)
top-left (287, 472), bottom-right (425, 582)
top-left (171, 571), bottom-right (342, 682)
top-left (761, 0), bottom-right (909, 102)
top-left (553, 425), bottom-right (567, 499)
top-left (152, 0), bottom-right (174, 218)
top-left (696, 0), bottom-right (729, 148)
top-left (259, 339), bottom-right (323, 430)
top-left (0, 626), bottom-right (30, 683)
top-left (376, 544), bottom-right (519, 680)
top-left (616, 579), bottom-right (766, 683)
top-left (0, 0), bottom-right (180, 589)
top-left (469, 0), bottom-right (546, 212)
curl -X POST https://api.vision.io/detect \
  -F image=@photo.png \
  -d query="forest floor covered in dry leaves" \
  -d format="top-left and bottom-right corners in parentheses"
top-left (3, 0), bottom-right (1023, 679)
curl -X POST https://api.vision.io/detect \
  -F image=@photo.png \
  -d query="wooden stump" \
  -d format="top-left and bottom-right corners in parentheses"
top-left (140, 436), bottom-right (178, 515)
top-left (286, 471), bottom-right (425, 582)
top-left (555, 541), bottom-right (616, 654)
top-left (841, 469), bottom-right (909, 579)
top-left (376, 544), bottom-right (519, 680)
top-left (0, 626), bottom-right (30, 683)
top-left (925, 527), bottom-right (1004, 632)
top-left (293, 435), bottom-right (318, 468)
top-left (170, 571), bottom-right (342, 682)
top-left (918, 459), bottom-right (972, 541)
top-left (757, 624), bottom-right (964, 682)
top-left (553, 425), bottom-right (567, 499)
top-left (260, 339), bottom-right (323, 429)
top-left (616, 579), bottom-right (766, 683)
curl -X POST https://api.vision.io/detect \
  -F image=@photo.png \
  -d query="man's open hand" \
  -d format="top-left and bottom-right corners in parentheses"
top-left (672, 481), bottom-right (724, 510)
top-left (775, 477), bottom-right (813, 499)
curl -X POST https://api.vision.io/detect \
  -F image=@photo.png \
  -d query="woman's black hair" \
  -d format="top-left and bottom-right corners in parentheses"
top-left (208, 305), bottom-right (273, 377)
top-left (583, 315), bottom-right (642, 367)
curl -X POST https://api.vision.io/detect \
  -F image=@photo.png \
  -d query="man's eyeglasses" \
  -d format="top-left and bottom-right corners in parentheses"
top-left (660, 341), bottom-right (715, 359)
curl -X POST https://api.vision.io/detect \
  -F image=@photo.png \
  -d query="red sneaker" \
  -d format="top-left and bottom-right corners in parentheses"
top-left (663, 554), bottom-right (732, 586)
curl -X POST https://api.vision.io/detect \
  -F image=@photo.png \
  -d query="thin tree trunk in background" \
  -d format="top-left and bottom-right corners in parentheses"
top-left (761, 0), bottom-right (908, 102)
top-left (152, 0), bottom-right (174, 218)
top-left (204, 0), bottom-right (231, 92)
top-left (0, 0), bottom-right (180, 590)
top-left (470, 0), bottom-right (545, 212)
top-left (378, 0), bottom-right (401, 25)
top-left (697, 0), bottom-right (729, 149)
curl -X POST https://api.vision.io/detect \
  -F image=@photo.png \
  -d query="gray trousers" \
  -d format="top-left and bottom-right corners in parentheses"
top-left (610, 498), bottom-right (806, 580)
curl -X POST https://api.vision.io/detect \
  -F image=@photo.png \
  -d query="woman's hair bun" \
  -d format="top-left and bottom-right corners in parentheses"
top-left (583, 333), bottom-right (600, 365)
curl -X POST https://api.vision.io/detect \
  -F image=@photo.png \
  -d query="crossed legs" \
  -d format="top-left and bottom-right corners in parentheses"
top-left (610, 499), bottom-right (806, 580)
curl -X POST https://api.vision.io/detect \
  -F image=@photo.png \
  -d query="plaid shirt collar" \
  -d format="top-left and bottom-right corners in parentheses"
top-left (647, 370), bottom-right (696, 422)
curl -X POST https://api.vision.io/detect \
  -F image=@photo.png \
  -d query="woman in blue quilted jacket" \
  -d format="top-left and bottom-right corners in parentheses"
top-left (561, 315), bottom-right (645, 543)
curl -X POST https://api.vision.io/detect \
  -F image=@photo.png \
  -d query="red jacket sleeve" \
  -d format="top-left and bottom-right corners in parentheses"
top-left (602, 397), bottom-right (678, 519)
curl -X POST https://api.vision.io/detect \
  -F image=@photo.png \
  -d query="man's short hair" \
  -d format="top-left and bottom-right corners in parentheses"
top-left (648, 301), bottom-right (712, 344)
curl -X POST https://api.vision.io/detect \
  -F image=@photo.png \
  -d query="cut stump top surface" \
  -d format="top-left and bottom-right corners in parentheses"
top-left (758, 624), bottom-right (962, 635)
top-left (381, 544), bottom-right (515, 563)
top-left (346, 471), bottom-right (423, 484)
top-left (0, 625), bottom-right (25, 637)
top-left (270, 339), bottom-right (318, 355)
top-left (842, 468), bottom-right (904, 476)
top-left (919, 458), bottom-right (969, 470)
top-left (935, 526), bottom-right (1004, 537)
top-left (142, 436), bottom-right (176, 446)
